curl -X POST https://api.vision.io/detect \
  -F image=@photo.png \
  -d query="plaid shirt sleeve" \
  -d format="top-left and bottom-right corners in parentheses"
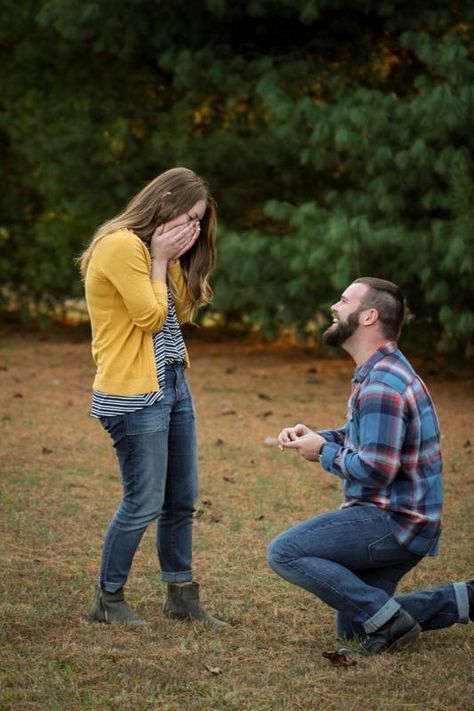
top-left (321, 381), bottom-right (406, 487)
top-left (317, 424), bottom-right (347, 445)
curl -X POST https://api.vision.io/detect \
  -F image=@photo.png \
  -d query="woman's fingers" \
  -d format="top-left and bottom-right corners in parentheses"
top-left (171, 222), bottom-right (198, 250)
top-left (171, 221), bottom-right (197, 239)
top-left (174, 223), bottom-right (201, 255)
top-left (151, 220), bottom-right (201, 261)
top-left (153, 220), bottom-right (193, 244)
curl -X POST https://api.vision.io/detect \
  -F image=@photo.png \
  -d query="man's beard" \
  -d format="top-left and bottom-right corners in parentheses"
top-left (322, 309), bottom-right (361, 347)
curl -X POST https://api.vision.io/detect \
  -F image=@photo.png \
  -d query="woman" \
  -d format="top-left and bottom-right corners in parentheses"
top-left (79, 167), bottom-right (227, 629)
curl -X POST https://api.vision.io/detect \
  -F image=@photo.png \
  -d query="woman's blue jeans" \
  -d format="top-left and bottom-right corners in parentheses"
top-left (98, 364), bottom-right (198, 592)
top-left (267, 505), bottom-right (470, 639)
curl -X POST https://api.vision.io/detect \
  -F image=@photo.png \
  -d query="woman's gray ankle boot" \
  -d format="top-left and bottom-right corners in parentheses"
top-left (89, 586), bottom-right (150, 628)
top-left (163, 582), bottom-right (229, 629)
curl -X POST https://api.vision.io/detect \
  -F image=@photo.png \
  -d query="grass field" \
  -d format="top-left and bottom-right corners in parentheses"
top-left (1, 327), bottom-right (473, 711)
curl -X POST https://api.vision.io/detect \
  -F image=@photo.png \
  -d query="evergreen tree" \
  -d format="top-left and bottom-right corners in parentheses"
top-left (1, 1), bottom-right (473, 355)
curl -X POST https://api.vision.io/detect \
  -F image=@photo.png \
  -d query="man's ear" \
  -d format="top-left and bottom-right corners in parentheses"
top-left (361, 308), bottom-right (379, 326)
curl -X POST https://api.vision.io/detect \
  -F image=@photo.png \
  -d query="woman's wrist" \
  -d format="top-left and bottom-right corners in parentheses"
top-left (151, 257), bottom-right (168, 282)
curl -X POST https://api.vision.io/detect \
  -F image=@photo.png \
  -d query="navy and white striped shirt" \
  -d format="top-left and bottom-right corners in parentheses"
top-left (90, 290), bottom-right (186, 418)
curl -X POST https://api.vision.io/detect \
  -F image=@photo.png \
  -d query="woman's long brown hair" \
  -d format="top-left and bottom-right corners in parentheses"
top-left (78, 167), bottom-right (217, 319)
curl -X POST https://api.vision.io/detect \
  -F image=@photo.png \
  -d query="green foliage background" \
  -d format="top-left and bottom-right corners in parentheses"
top-left (1, 0), bottom-right (473, 355)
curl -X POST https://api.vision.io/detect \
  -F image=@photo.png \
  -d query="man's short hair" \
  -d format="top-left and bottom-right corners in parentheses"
top-left (353, 277), bottom-right (405, 340)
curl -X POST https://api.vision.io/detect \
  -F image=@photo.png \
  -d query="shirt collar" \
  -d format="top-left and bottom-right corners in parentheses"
top-left (353, 342), bottom-right (398, 384)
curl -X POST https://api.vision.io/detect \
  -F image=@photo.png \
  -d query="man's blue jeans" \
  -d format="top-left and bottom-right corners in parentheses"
top-left (267, 505), bottom-right (470, 639)
top-left (98, 364), bottom-right (198, 592)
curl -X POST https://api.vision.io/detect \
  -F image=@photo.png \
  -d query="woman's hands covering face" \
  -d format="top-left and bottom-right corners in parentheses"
top-left (150, 219), bottom-right (201, 263)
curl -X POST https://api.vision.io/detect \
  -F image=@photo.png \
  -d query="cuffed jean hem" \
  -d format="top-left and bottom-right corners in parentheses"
top-left (102, 582), bottom-right (126, 593)
top-left (364, 597), bottom-right (401, 634)
top-left (454, 581), bottom-right (470, 623)
top-left (160, 569), bottom-right (193, 583)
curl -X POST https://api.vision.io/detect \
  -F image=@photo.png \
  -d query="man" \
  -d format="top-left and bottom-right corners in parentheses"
top-left (267, 277), bottom-right (472, 656)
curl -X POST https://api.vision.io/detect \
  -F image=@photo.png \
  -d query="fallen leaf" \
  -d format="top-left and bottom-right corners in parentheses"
top-left (322, 651), bottom-right (357, 667)
top-left (203, 663), bottom-right (222, 675)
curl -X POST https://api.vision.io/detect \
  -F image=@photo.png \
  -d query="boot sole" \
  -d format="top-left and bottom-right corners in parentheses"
top-left (89, 611), bottom-right (152, 629)
top-left (164, 610), bottom-right (229, 628)
top-left (338, 622), bottom-right (422, 657)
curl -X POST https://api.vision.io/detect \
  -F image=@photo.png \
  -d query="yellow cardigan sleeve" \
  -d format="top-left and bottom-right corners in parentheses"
top-left (168, 260), bottom-right (193, 324)
top-left (95, 230), bottom-right (169, 333)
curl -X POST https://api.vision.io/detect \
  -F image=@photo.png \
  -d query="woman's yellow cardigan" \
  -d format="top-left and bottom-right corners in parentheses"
top-left (85, 228), bottom-right (191, 396)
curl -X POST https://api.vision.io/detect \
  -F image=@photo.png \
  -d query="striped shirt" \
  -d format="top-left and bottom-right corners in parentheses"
top-left (319, 343), bottom-right (443, 557)
top-left (90, 290), bottom-right (186, 418)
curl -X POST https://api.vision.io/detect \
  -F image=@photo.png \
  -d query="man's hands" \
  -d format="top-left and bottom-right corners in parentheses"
top-left (278, 423), bottom-right (327, 462)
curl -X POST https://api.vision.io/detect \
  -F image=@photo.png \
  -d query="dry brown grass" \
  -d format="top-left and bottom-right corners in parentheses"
top-left (0, 326), bottom-right (473, 711)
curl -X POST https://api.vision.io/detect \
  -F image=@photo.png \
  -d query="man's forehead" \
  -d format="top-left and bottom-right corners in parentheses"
top-left (342, 282), bottom-right (369, 301)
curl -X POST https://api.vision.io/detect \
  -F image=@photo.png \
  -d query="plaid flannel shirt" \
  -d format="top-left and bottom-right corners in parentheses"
top-left (320, 343), bottom-right (443, 557)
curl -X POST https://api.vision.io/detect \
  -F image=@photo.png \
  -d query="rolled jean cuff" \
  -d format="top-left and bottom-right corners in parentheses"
top-left (160, 569), bottom-right (193, 583)
top-left (102, 582), bottom-right (124, 593)
top-left (363, 598), bottom-right (401, 634)
top-left (454, 581), bottom-right (470, 623)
